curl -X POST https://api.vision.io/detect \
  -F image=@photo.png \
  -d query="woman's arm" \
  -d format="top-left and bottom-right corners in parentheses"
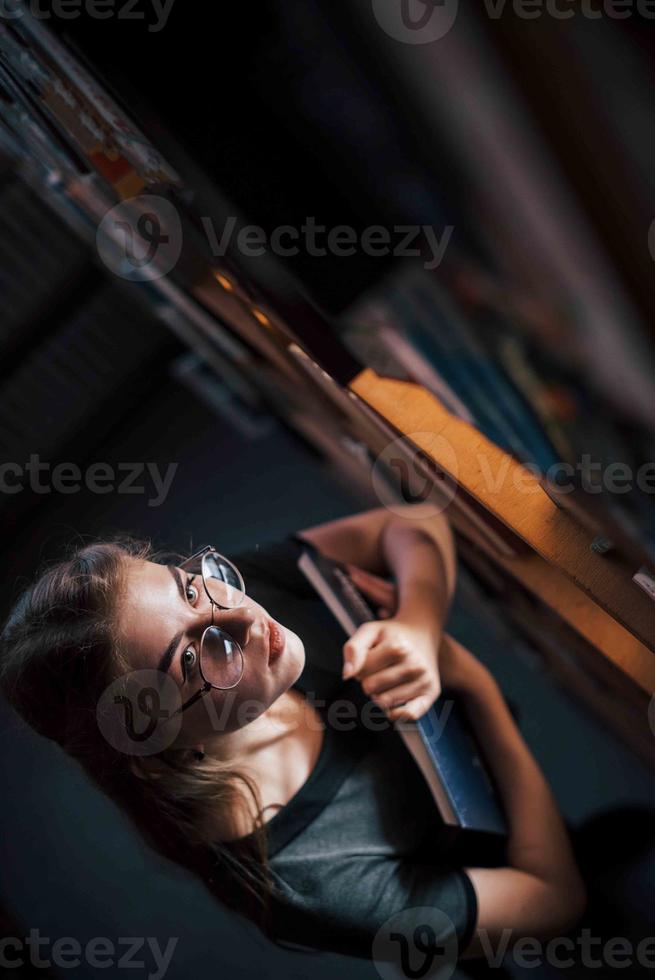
top-left (380, 515), bottom-right (455, 636)
top-left (438, 636), bottom-right (587, 956)
top-left (296, 503), bottom-right (456, 598)
top-left (299, 505), bottom-right (457, 713)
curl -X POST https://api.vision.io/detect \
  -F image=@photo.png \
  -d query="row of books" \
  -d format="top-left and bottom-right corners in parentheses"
top-left (341, 266), bottom-right (562, 477)
top-left (341, 261), bottom-right (655, 574)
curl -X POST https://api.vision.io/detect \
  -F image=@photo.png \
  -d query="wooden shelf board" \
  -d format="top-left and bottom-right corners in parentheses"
top-left (349, 370), bottom-right (655, 668)
top-left (450, 496), bottom-right (655, 693)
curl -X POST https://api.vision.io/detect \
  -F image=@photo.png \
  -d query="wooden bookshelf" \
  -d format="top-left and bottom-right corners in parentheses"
top-left (350, 369), bottom-right (655, 694)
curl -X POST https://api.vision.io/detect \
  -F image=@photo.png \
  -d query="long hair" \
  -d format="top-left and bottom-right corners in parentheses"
top-left (0, 536), bottom-right (276, 931)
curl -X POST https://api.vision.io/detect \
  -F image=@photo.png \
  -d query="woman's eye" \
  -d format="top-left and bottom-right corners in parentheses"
top-left (182, 647), bottom-right (197, 675)
top-left (185, 577), bottom-right (199, 604)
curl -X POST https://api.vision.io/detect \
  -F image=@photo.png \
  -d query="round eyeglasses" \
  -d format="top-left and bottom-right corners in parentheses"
top-left (173, 545), bottom-right (247, 716)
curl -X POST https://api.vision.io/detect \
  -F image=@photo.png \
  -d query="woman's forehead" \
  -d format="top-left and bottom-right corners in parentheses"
top-left (122, 557), bottom-right (170, 594)
top-left (115, 559), bottom-right (181, 654)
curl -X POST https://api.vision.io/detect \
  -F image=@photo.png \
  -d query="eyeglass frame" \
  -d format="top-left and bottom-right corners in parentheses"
top-left (169, 544), bottom-right (247, 718)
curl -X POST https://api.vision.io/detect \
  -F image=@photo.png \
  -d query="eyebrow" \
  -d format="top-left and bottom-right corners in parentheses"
top-left (167, 563), bottom-right (187, 602)
top-left (157, 565), bottom-right (187, 675)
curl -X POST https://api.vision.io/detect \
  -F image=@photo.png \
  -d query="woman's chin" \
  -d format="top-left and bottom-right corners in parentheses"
top-left (281, 629), bottom-right (305, 684)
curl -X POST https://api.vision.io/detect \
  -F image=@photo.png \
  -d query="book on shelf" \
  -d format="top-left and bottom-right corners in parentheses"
top-left (633, 567), bottom-right (655, 604)
top-left (296, 540), bottom-right (508, 843)
top-left (340, 303), bottom-right (476, 423)
top-left (343, 268), bottom-right (562, 475)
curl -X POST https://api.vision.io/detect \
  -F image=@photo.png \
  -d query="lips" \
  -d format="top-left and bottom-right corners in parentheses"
top-left (267, 618), bottom-right (286, 663)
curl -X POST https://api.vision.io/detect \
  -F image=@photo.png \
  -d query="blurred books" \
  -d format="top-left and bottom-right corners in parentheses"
top-left (341, 259), bottom-right (655, 577)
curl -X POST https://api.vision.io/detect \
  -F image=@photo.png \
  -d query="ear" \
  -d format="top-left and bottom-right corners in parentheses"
top-left (129, 754), bottom-right (169, 780)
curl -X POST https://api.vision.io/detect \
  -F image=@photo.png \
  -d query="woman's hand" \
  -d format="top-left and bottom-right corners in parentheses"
top-left (344, 564), bottom-right (398, 620)
top-left (342, 613), bottom-right (442, 722)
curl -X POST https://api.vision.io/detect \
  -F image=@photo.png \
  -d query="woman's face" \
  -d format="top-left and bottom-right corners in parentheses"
top-left (114, 557), bottom-right (306, 746)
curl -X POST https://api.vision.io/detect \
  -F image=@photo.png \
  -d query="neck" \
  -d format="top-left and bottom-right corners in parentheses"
top-left (204, 688), bottom-right (302, 765)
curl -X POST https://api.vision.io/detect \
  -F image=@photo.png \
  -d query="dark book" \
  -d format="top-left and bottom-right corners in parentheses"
top-left (296, 542), bottom-right (508, 843)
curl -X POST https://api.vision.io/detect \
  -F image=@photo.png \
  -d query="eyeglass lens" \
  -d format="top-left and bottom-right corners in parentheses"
top-left (200, 626), bottom-right (243, 689)
top-left (184, 550), bottom-right (245, 690)
top-left (201, 552), bottom-right (246, 609)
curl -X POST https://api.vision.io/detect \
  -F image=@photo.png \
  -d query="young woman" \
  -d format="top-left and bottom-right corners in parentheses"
top-left (0, 504), bottom-right (585, 963)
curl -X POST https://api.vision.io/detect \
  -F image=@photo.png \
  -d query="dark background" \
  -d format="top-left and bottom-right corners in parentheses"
top-left (2, 2), bottom-right (655, 978)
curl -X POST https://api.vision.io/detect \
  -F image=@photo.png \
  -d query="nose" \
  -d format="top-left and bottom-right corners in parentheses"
top-left (186, 597), bottom-right (258, 650)
top-left (212, 602), bottom-right (259, 649)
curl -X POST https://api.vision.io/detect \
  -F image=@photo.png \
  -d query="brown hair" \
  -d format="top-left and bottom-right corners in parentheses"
top-left (0, 536), bottom-right (276, 931)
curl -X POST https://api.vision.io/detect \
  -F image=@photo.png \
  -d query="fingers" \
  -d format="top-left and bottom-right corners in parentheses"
top-left (346, 563), bottom-right (393, 591)
top-left (387, 695), bottom-right (433, 723)
top-left (360, 649), bottom-right (441, 721)
top-left (342, 621), bottom-right (383, 679)
top-left (356, 637), bottom-right (414, 679)
top-left (360, 663), bottom-right (424, 698)
top-left (346, 565), bottom-right (397, 609)
top-left (362, 665), bottom-right (439, 722)
top-left (377, 682), bottom-right (433, 718)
